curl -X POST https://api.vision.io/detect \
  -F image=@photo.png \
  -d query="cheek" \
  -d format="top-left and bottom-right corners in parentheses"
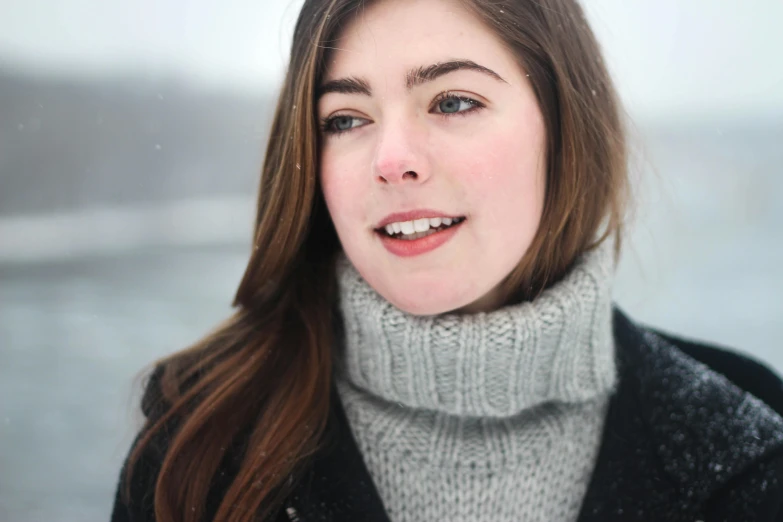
top-left (460, 121), bottom-right (547, 231)
top-left (319, 152), bottom-right (367, 233)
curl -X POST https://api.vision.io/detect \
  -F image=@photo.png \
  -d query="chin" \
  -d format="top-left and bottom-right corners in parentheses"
top-left (390, 298), bottom-right (448, 317)
top-left (353, 257), bottom-right (490, 316)
top-left (382, 285), bottom-right (479, 317)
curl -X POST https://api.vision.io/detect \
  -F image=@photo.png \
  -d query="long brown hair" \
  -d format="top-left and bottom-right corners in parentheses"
top-left (123, 0), bottom-right (629, 520)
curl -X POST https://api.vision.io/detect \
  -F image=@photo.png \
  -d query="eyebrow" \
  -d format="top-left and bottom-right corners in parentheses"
top-left (317, 60), bottom-right (507, 99)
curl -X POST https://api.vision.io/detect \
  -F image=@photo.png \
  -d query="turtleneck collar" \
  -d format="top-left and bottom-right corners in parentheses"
top-left (334, 241), bottom-right (617, 418)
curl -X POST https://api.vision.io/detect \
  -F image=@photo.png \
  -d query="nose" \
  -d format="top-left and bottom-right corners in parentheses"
top-left (372, 117), bottom-right (430, 185)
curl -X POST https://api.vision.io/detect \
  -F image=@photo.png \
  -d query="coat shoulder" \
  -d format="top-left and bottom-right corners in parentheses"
top-left (110, 365), bottom-right (176, 522)
top-left (111, 365), bottom-right (288, 522)
top-left (650, 324), bottom-right (783, 417)
top-left (613, 309), bottom-right (783, 487)
top-left (579, 309), bottom-right (783, 521)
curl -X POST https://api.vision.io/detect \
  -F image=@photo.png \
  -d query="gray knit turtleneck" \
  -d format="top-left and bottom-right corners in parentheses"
top-left (333, 242), bottom-right (618, 522)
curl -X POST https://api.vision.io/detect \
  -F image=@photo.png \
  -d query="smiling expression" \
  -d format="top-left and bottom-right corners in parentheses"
top-left (318, 0), bottom-right (547, 315)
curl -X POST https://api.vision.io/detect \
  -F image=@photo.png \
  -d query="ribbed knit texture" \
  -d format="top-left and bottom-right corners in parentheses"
top-left (333, 241), bottom-right (618, 522)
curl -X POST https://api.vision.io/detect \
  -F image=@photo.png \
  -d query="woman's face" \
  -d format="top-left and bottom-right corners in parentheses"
top-left (318, 0), bottom-right (547, 315)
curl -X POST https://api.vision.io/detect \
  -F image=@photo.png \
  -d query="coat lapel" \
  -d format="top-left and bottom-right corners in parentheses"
top-left (284, 390), bottom-right (391, 522)
top-left (576, 310), bottom-right (695, 521)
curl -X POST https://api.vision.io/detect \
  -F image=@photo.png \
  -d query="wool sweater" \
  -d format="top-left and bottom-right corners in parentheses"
top-left (333, 242), bottom-right (617, 522)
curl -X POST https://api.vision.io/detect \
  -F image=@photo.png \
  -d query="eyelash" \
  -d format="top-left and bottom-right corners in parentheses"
top-left (319, 91), bottom-right (485, 136)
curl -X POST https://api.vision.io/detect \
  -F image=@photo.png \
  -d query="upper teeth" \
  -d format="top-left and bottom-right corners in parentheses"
top-left (384, 217), bottom-right (454, 236)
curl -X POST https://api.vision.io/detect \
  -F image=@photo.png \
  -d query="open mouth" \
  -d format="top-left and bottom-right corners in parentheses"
top-left (376, 216), bottom-right (467, 241)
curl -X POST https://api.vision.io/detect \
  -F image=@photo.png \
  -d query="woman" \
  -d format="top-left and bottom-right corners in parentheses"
top-left (111, 0), bottom-right (783, 520)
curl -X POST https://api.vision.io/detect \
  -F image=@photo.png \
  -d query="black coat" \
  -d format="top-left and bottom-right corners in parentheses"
top-left (112, 309), bottom-right (783, 521)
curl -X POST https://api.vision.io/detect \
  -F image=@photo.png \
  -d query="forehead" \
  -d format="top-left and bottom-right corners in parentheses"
top-left (323, 0), bottom-right (516, 82)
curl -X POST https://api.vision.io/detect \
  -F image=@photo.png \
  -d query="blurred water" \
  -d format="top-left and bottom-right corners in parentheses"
top-left (0, 246), bottom-right (248, 521)
top-left (0, 69), bottom-right (781, 520)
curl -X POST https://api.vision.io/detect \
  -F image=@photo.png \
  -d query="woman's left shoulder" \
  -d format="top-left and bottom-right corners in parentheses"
top-left (645, 319), bottom-right (783, 417)
top-left (612, 307), bottom-right (783, 421)
top-left (580, 308), bottom-right (783, 521)
top-left (611, 307), bottom-right (783, 456)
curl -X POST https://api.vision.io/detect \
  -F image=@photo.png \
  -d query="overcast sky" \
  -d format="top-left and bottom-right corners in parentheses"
top-left (1, 0), bottom-right (781, 121)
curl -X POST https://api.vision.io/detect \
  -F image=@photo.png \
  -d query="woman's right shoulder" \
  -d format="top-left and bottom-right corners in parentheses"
top-left (139, 364), bottom-right (172, 421)
top-left (110, 364), bottom-right (178, 522)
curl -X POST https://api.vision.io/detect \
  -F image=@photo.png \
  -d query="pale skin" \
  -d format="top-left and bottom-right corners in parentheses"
top-left (318, 0), bottom-right (547, 316)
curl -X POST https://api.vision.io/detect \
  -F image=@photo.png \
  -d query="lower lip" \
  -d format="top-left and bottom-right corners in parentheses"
top-left (377, 221), bottom-right (464, 257)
